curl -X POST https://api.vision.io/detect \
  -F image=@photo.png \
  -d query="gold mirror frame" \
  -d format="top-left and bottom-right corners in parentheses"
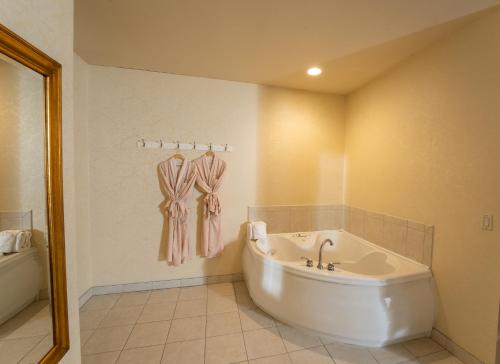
top-left (0, 23), bottom-right (69, 363)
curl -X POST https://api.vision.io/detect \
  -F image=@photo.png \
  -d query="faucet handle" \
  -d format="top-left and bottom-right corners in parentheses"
top-left (327, 262), bottom-right (341, 271)
top-left (293, 233), bottom-right (308, 238)
top-left (300, 257), bottom-right (313, 267)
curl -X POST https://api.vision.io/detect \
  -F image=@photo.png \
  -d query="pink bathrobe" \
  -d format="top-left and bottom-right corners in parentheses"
top-left (158, 157), bottom-right (197, 266)
top-left (194, 154), bottom-right (226, 257)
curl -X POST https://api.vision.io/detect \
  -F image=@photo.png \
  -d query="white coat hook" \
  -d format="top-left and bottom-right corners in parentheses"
top-left (176, 141), bottom-right (180, 149)
top-left (159, 139), bottom-right (163, 148)
top-left (193, 141), bottom-right (196, 150)
top-left (141, 138), bottom-right (146, 147)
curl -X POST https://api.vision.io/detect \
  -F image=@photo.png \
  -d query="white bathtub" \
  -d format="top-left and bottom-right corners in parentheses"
top-left (0, 248), bottom-right (41, 325)
top-left (242, 229), bottom-right (435, 347)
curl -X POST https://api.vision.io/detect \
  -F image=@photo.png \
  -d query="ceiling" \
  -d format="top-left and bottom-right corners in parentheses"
top-left (75, 0), bottom-right (500, 94)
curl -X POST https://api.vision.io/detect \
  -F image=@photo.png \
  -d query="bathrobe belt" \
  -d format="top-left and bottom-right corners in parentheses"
top-left (165, 199), bottom-right (188, 219)
top-left (204, 192), bottom-right (221, 217)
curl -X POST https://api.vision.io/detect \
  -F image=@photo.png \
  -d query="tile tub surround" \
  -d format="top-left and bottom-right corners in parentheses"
top-left (248, 205), bottom-right (344, 234)
top-left (343, 206), bottom-right (434, 267)
top-left (79, 281), bottom-right (465, 364)
top-left (248, 205), bottom-right (434, 267)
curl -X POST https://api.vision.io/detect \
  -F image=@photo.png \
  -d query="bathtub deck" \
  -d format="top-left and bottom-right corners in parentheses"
top-left (79, 282), bottom-right (463, 364)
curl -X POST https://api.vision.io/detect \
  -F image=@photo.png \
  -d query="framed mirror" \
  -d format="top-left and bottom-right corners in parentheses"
top-left (0, 23), bottom-right (69, 363)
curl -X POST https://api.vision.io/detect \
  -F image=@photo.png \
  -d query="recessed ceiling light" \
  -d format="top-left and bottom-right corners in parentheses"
top-left (307, 67), bottom-right (322, 76)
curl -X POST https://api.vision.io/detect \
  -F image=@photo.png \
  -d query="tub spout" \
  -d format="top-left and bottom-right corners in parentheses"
top-left (318, 239), bottom-right (333, 269)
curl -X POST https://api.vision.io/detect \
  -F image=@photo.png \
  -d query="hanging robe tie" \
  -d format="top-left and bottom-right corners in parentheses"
top-left (204, 192), bottom-right (221, 217)
top-left (158, 157), bottom-right (197, 266)
top-left (194, 154), bottom-right (226, 258)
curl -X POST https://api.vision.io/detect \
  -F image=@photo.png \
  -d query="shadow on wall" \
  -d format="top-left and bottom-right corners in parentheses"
top-left (199, 222), bottom-right (247, 278)
top-left (156, 164), bottom-right (168, 262)
top-left (255, 85), bottom-right (346, 206)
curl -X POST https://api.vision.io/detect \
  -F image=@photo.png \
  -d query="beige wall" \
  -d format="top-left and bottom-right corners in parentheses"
top-left (0, 1), bottom-right (82, 363)
top-left (345, 9), bottom-right (500, 364)
top-left (256, 87), bottom-right (345, 205)
top-left (83, 64), bottom-right (345, 287)
top-left (74, 53), bottom-right (93, 296)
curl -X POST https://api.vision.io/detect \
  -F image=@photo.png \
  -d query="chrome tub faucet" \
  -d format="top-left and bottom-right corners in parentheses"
top-left (317, 239), bottom-right (333, 270)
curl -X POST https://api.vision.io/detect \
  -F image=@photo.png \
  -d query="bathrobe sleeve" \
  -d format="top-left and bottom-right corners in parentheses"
top-left (158, 158), bottom-right (197, 266)
top-left (194, 155), bottom-right (226, 257)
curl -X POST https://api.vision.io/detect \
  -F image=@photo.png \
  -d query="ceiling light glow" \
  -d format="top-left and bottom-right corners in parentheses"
top-left (307, 67), bottom-right (322, 76)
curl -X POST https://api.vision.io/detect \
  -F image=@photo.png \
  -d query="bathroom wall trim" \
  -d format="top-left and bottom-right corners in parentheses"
top-left (79, 273), bottom-right (244, 307)
top-left (431, 328), bottom-right (484, 364)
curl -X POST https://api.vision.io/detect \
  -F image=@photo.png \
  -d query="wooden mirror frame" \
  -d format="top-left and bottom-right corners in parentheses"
top-left (0, 23), bottom-right (69, 363)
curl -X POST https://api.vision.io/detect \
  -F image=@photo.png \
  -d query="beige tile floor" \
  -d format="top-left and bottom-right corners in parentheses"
top-left (79, 282), bottom-right (464, 364)
top-left (0, 300), bottom-right (53, 364)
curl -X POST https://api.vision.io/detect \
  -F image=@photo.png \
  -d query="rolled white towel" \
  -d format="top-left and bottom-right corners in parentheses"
top-left (251, 221), bottom-right (271, 254)
top-left (251, 221), bottom-right (267, 240)
top-left (0, 230), bottom-right (32, 253)
top-left (0, 230), bottom-right (19, 254)
top-left (15, 231), bottom-right (32, 252)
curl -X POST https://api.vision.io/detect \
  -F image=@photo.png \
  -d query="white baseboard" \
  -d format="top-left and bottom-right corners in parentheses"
top-left (78, 273), bottom-right (244, 308)
top-left (431, 328), bottom-right (484, 364)
top-left (78, 287), bottom-right (94, 307)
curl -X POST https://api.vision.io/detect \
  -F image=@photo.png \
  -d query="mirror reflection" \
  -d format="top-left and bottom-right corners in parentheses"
top-left (0, 53), bottom-right (53, 363)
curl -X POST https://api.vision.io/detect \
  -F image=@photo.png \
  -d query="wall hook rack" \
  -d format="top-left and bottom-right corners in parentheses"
top-left (136, 138), bottom-right (234, 152)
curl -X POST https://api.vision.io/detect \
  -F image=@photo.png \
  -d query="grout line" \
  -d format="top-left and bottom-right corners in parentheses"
top-left (322, 342), bottom-right (338, 363)
top-left (16, 333), bottom-right (48, 363)
top-left (203, 300), bottom-right (207, 364)
top-left (273, 320), bottom-right (293, 362)
top-left (158, 296), bottom-right (179, 361)
top-left (166, 290), bottom-right (181, 345)
top-left (116, 295), bottom-right (151, 362)
top-left (367, 347), bottom-right (381, 364)
top-left (159, 341), bottom-right (168, 364)
top-left (202, 323), bottom-right (250, 340)
top-left (417, 348), bottom-right (454, 360)
top-left (235, 283), bottom-right (249, 362)
top-left (81, 349), bottom-right (122, 358)
top-left (81, 329), bottom-right (98, 353)
top-left (108, 292), bottom-right (122, 311)
top-left (0, 332), bottom-right (51, 342)
top-left (117, 342), bottom-right (169, 351)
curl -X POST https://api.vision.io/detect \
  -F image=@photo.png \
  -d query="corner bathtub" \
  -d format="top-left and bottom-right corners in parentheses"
top-left (242, 229), bottom-right (434, 347)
